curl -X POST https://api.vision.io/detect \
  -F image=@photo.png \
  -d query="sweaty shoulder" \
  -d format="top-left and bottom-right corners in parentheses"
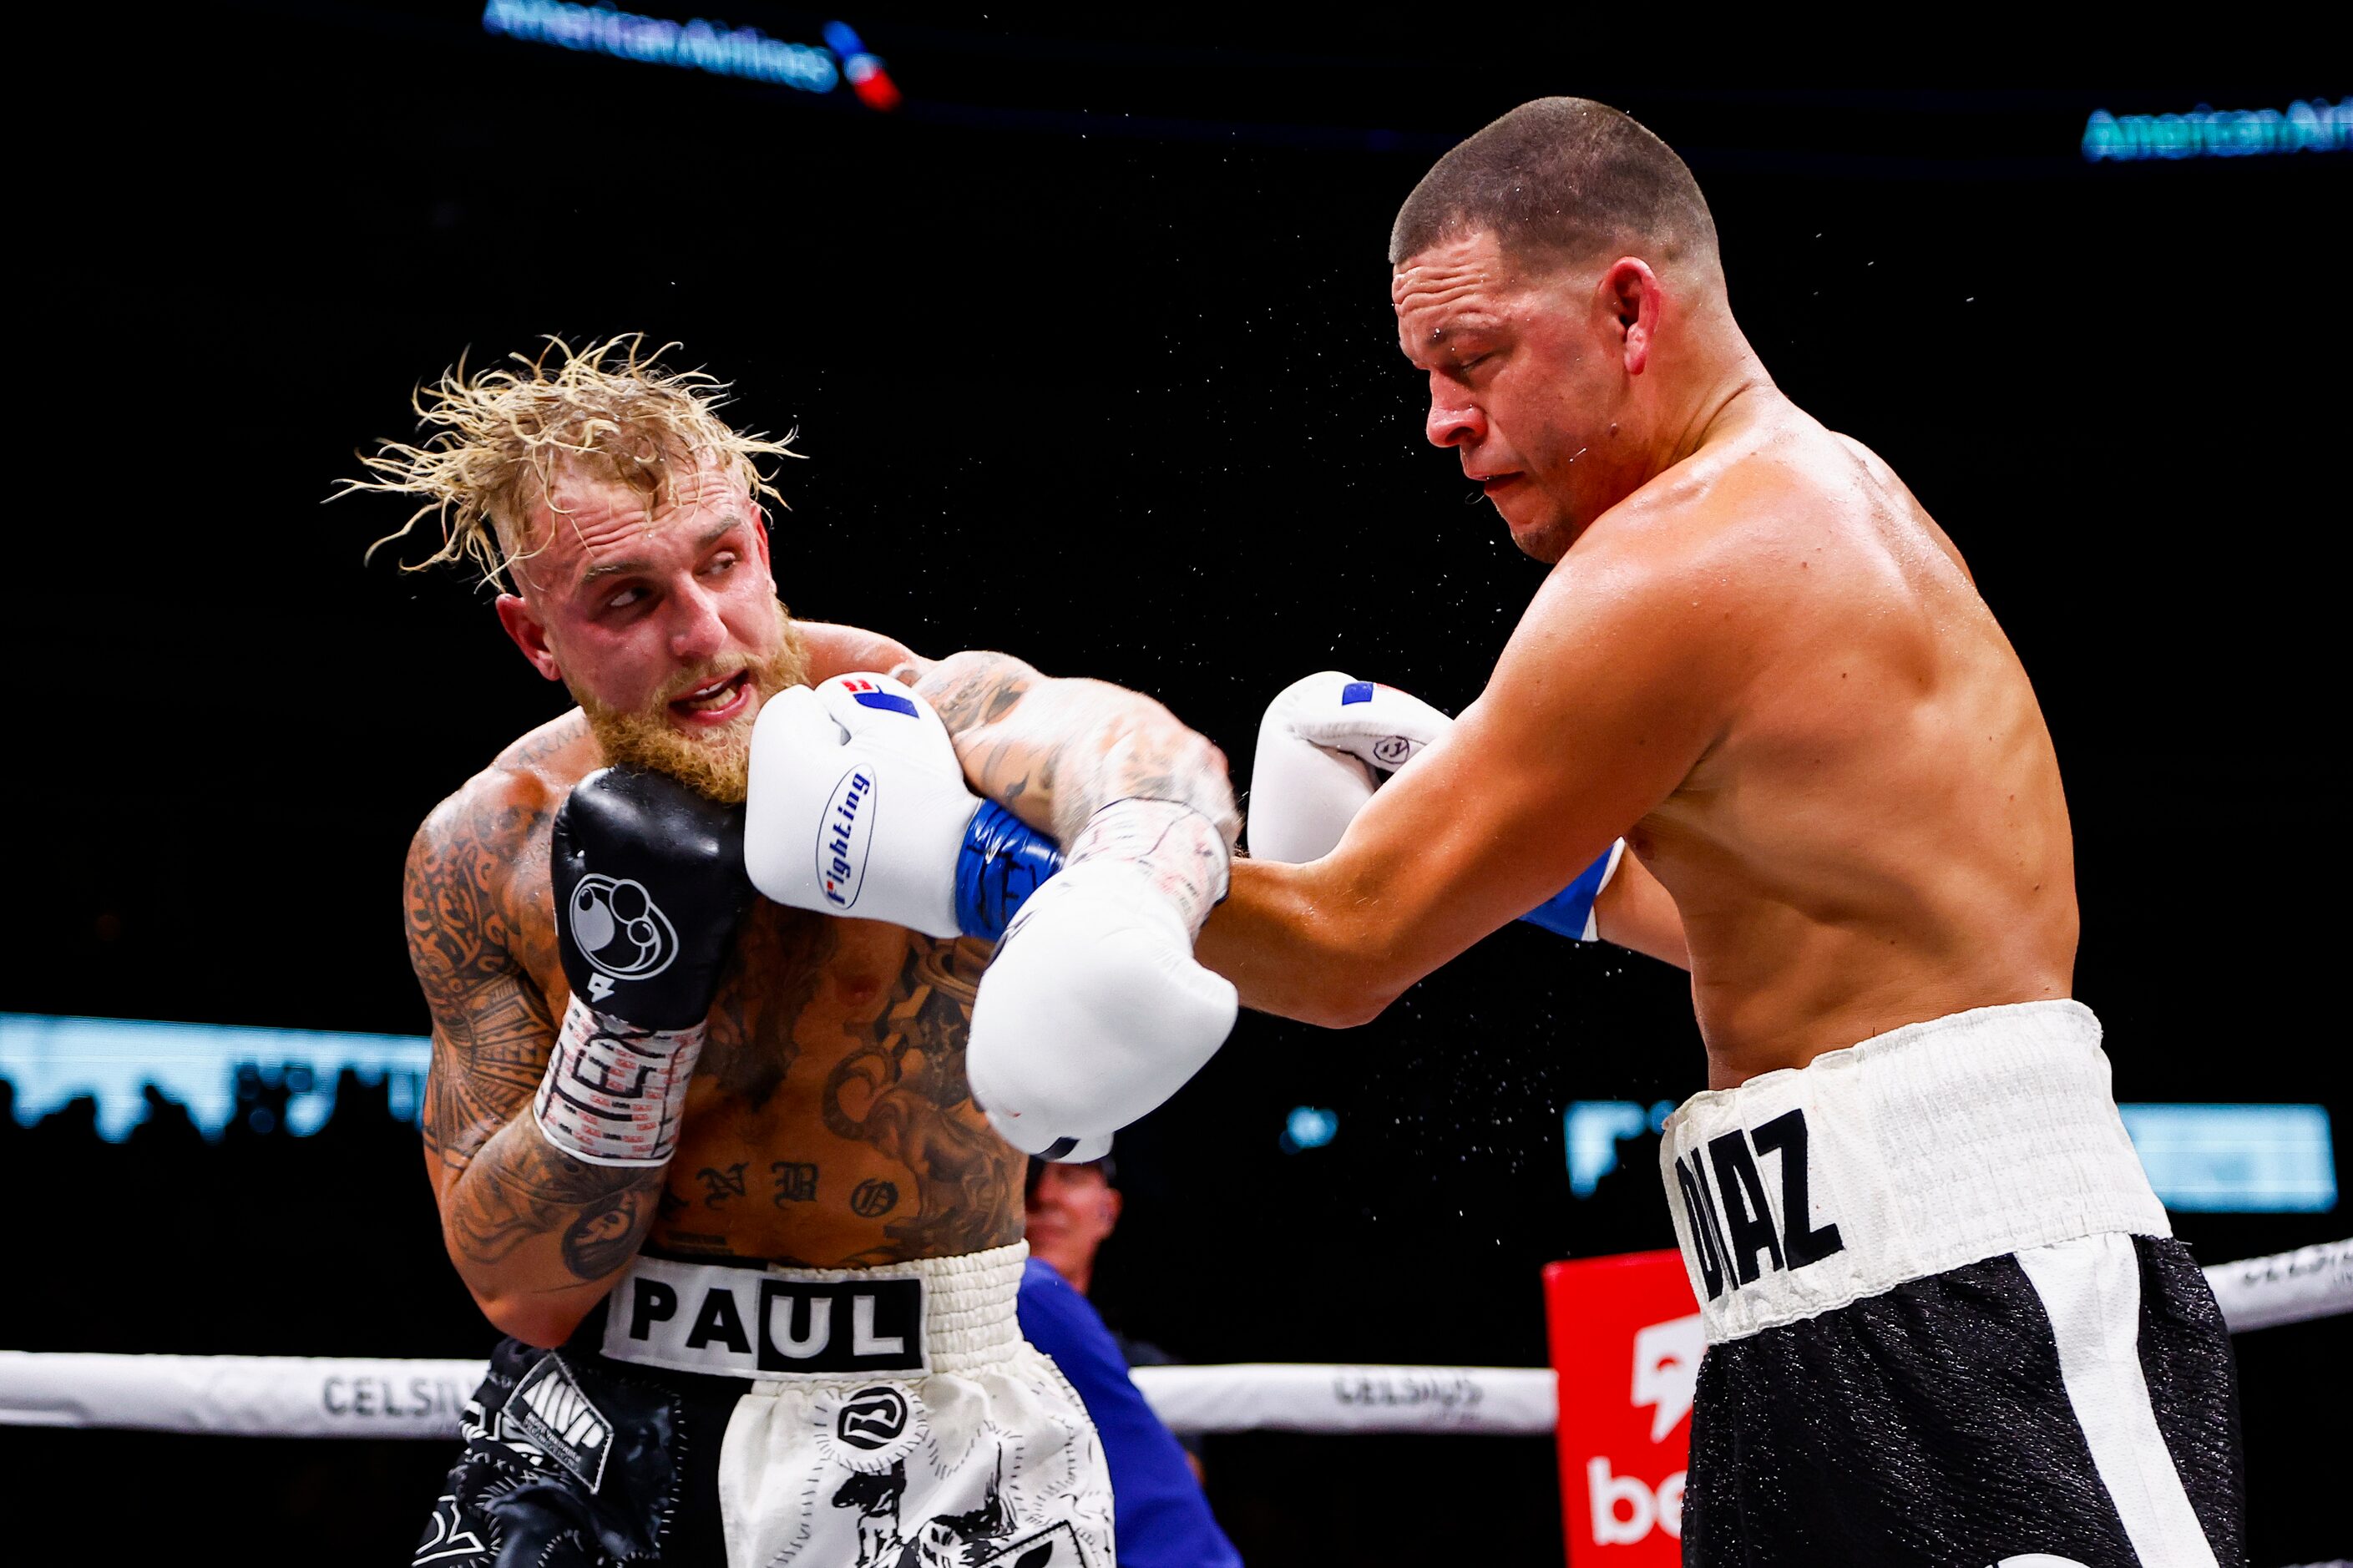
top-left (1496, 408), bottom-right (1991, 788)
top-left (1515, 427), bottom-right (1806, 679)
top-left (428, 713), bottom-right (595, 850)
top-left (406, 712), bottom-right (595, 947)
top-left (1827, 429), bottom-right (1973, 582)
top-left (796, 620), bottom-right (923, 684)
top-left (490, 710), bottom-right (600, 796)
top-left (1577, 411), bottom-right (1965, 617)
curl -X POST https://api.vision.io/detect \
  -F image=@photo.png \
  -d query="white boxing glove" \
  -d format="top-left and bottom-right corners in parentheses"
top-left (744, 672), bottom-right (1062, 940)
top-left (967, 800), bottom-right (1239, 1159)
top-left (1247, 671), bottom-right (1455, 862)
top-left (1249, 670), bottom-right (1629, 942)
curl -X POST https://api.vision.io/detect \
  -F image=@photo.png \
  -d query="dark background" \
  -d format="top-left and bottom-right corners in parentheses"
top-left (3, 5), bottom-right (2344, 1560)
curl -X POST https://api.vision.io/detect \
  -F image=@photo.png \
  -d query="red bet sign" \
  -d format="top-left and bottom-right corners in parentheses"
top-left (1545, 1250), bottom-right (1703, 1563)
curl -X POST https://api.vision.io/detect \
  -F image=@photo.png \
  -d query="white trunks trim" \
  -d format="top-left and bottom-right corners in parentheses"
top-left (600, 1242), bottom-right (1028, 1378)
top-left (1660, 999), bottom-right (2169, 1343)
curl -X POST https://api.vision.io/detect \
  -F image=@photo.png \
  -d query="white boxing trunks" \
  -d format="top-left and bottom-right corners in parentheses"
top-left (1659, 999), bottom-right (2244, 1567)
top-left (419, 1242), bottom-right (1114, 1568)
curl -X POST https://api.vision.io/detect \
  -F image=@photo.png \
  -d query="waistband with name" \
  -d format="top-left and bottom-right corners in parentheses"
top-left (599, 1242), bottom-right (1028, 1379)
top-left (1660, 999), bottom-right (2168, 1344)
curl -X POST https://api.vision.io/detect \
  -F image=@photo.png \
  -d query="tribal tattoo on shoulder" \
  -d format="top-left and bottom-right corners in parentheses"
top-left (822, 935), bottom-right (1023, 1259)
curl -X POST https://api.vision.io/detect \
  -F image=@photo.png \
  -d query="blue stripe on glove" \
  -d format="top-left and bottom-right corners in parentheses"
top-left (850, 689), bottom-right (921, 718)
top-left (954, 801), bottom-right (1066, 940)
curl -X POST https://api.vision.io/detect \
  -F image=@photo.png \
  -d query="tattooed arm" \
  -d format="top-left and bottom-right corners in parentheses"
top-left (911, 651), bottom-right (1237, 847)
top-left (408, 767), bottom-right (660, 1348)
top-left (794, 621), bottom-right (1234, 846)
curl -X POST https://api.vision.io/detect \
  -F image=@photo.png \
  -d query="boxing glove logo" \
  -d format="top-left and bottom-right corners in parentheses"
top-left (567, 875), bottom-right (681, 998)
top-left (816, 766), bottom-right (878, 910)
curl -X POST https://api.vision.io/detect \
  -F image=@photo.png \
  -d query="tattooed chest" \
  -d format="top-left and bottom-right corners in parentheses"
top-left (692, 902), bottom-right (848, 1110)
top-left (626, 907), bottom-right (1022, 1265)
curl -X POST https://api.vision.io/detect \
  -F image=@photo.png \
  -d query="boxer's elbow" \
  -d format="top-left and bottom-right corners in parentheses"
top-left (441, 1223), bottom-right (595, 1348)
top-left (1285, 929), bottom-right (1414, 1029)
top-left (471, 1284), bottom-right (590, 1349)
top-left (1293, 983), bottom-right (1397, 1030)
top-left (1319, 973), bottom-right (1413, 1028)
top-left (1214, 935), bottom-right (1384, 1028)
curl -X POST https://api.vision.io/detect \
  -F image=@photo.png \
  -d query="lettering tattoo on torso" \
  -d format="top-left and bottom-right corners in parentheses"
top-left (695, 1162), bottom-right (751, 1207)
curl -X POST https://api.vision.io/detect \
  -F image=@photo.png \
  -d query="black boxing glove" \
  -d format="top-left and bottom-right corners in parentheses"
top-left (534, 767), bottom-right (754, 1166)
top-left (553, 767), bottom-right (753, 1028)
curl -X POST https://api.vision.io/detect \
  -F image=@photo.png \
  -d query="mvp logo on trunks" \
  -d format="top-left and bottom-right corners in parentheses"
top-left (1671, 1107), bottom-right (1844, 1302)
top-left (611, 1269), bottom-right (928, 1377)
top-left (497, 1357), bottom-right (613, 1492)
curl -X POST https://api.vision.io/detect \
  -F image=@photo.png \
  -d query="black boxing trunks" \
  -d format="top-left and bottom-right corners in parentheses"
top-left (1661, 1000), bottom-right (2244, 1567)
top-left (414, 1242), bottom-right (1112, 1568)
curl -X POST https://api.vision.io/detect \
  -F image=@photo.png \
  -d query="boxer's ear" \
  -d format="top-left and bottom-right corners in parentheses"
top-left (748, 502), bottom-right (775, 574)
top-left (1598, 257), bottom-right (1661, 377)
top-left (496, 594), bottom-right (565, 682)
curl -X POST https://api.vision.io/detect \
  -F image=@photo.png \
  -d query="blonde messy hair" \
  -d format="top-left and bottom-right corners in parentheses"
top-left (340, 334), bottom-right (802, 586)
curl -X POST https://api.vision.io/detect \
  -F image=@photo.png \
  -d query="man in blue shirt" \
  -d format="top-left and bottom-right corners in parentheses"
top-left (1018, 1157), bottom-right (1242, 1568)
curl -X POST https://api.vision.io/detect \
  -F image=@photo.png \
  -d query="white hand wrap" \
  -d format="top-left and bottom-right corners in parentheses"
top-left (532, 995), bottom-right (706, 1167)
top-left (967, 798), bottom-right (1237, 1161)
top-left (1065, 797), bottom-right (1231, 936)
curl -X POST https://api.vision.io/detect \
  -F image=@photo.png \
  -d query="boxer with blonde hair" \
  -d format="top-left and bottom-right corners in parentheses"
top-left (350, 336), bottom-right (1237, 1568)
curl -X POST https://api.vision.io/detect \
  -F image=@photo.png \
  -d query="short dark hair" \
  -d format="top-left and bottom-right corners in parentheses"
top-left (1025, 1153), bottom-right (1116, 1201)
top-left (1389, 97), bottom-right (1719, 278)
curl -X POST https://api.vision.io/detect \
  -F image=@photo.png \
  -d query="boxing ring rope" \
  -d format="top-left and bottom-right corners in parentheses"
top-left (3, 1239), bottom-right (2343, 1441)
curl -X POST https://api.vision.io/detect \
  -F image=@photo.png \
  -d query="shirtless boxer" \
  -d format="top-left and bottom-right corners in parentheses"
top-left (353, 337), bottom-right (1237, 1568)
top-left (922, 102), bottom-right (2246, 1565)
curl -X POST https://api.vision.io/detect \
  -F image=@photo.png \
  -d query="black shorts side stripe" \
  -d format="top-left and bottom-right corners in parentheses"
top-left (1682, 1235), bottom-right (2244, 1568)
top-left (2128, 1236), bottom-right (2246, 1565)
